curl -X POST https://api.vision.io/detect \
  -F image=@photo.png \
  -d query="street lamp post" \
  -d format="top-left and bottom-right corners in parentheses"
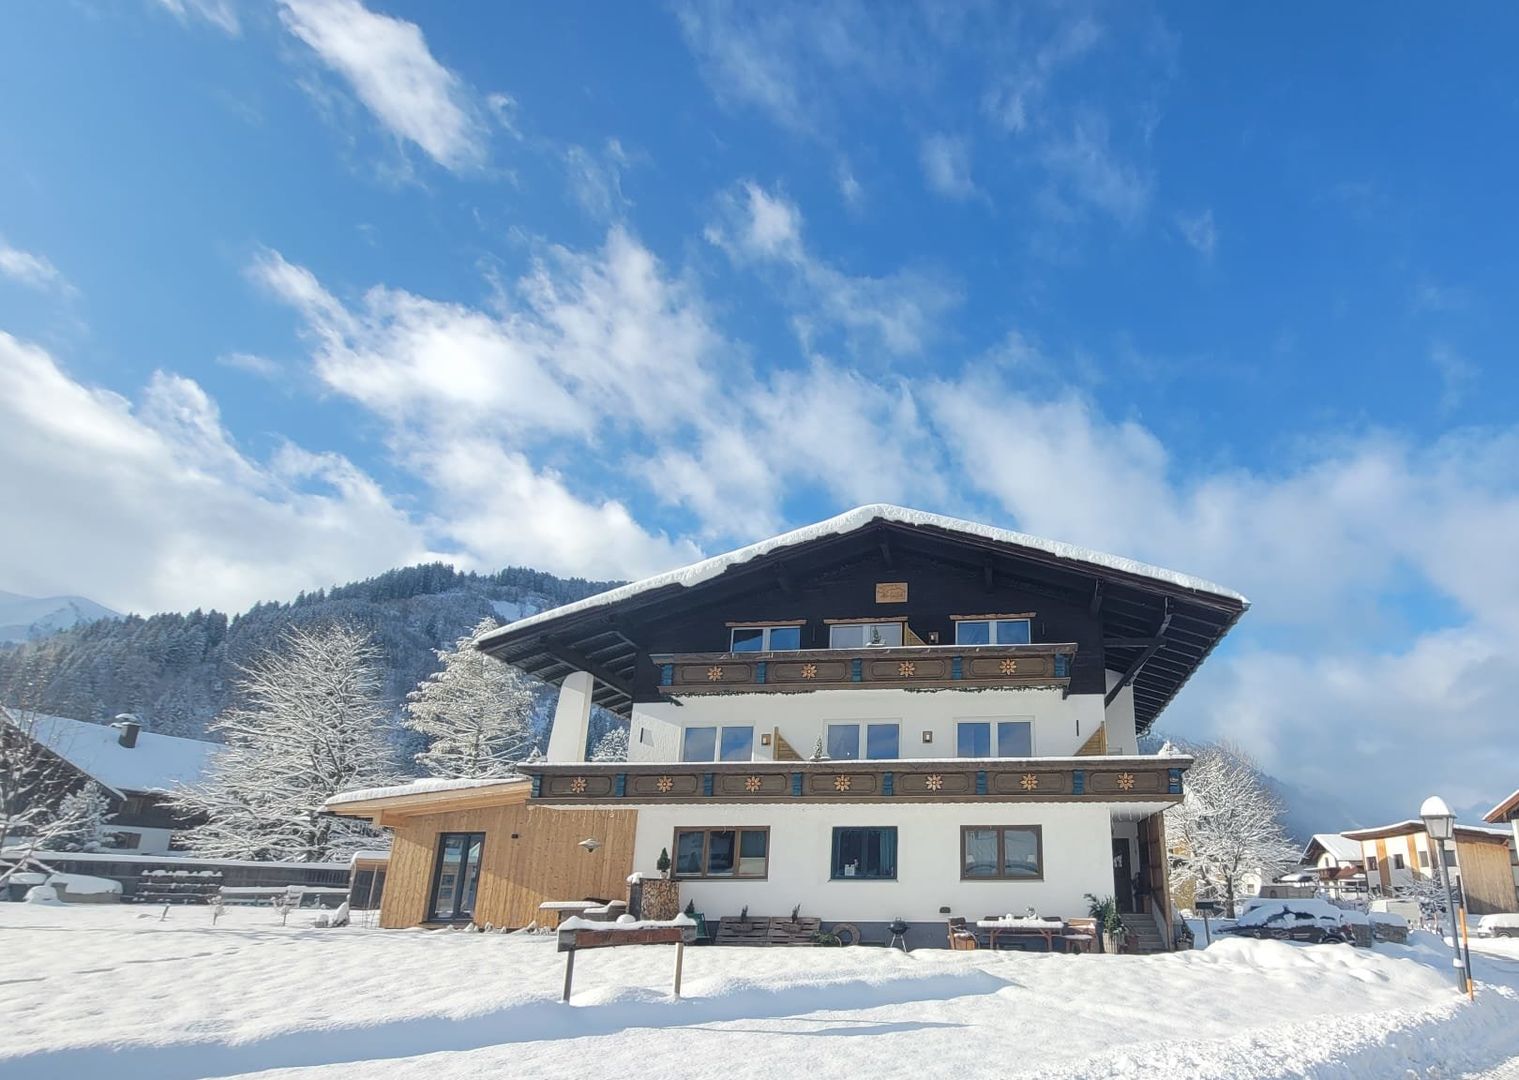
top-left (1420, 795), bottom-right (1472, 996)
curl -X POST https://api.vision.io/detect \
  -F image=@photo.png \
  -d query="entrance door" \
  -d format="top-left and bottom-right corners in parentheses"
top-left (1112, 838), bottom-right (1134, 913)
top-left (429, 832), bottom-right (485, 921)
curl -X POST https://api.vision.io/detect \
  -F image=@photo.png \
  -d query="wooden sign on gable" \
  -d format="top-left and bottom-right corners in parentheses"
top-left (875, 581), bottom-right (908, 603)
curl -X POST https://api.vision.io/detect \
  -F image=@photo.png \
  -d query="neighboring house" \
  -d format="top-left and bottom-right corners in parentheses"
top-left (328, 504), bottom-right (1248, 949)
top-left (1483, 789), bottom-right (1519, 903)
top-left (1341, 820), bottom-right (1517, 916)
top-left (2, 709), bottom-right (220, 854)
top-left (1299, 833), bottom-right (1368, 900)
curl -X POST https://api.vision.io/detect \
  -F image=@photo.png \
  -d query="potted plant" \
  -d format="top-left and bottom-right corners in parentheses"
top-left (1085, 894), bottom-right (1128, 954)
top-left (656, 847), bottom-right (671, 879)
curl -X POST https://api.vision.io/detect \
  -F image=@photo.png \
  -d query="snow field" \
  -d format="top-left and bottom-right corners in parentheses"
top-left (2, 903), bottom-right (1518, 1079)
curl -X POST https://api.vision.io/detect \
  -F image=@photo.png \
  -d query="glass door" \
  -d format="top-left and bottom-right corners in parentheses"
top-left (429, 832), bottom-right (485, 921)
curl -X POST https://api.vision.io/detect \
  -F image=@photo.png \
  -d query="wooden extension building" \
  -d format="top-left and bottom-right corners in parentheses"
top-left (327, 505), bottom-right (1249, 948)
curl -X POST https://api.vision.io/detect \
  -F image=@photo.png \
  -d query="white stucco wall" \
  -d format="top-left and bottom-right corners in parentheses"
top-left (627, 686), bottom-right (1111, 765)
top-left (1102, 672), bottom-right (1139, 754)
top-left (628, 800), bottom-right (1117, 924)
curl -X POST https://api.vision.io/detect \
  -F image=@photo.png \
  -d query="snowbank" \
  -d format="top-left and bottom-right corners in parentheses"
top-left (46, 872), bottom-right (121, 896)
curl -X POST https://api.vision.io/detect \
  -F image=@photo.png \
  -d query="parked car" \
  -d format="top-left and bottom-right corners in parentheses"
top-left (1220, 899), bottom-right (1361, 945)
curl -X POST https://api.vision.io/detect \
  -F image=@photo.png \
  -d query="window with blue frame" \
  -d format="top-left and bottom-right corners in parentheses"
top-left (831, 827), bottom-right (897, 880)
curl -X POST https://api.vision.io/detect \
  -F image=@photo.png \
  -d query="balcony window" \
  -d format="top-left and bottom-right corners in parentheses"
top-left (730, 625), bottom-right (802, 652)
top-left (829, 622), bottom-right (903, 648)
top-left (683, 725), bottom-right (753, 762)
top-left (825, 722), bottom-right (900, 761)
top-left (956, 720), bottom-right (1033, 758)
top-left (831, 827), bottom-right (897, 880)
top-left (954, 618), bottom-right (1032, 646)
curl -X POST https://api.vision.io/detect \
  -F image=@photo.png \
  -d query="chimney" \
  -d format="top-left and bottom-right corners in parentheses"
top-left (112, 714), bottom-right (141, 749)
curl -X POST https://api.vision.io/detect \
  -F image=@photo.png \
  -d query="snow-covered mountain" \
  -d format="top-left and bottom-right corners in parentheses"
top-left (0, 590), bottom-right (119, 643)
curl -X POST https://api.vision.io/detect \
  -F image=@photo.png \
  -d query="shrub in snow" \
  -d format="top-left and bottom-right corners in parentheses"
top-left (402, 618), bottom-right (537, 779)
top-left (173, 623), bottom-right (400, 862)
top-left (589, 727), bottom-right (629, 762)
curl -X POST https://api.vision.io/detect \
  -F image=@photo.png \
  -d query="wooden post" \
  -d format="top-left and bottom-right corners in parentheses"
top-left (672, 941), bottom-right (685, 999)
top-left (562, 947), bottom-right (576, 1003)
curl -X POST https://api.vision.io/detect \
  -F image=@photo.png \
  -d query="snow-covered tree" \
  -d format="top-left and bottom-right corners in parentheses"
top-left (42, 784), bottom-right (114, 852)
top-left (174, 623), bottom-right (399, 862)
top-left (401, 618), bottom-right (536, 778)
top-left (0, 703), bottom-right (114, 881)
top-left (1165, 740), bottom-right (1299, 917)
top-left (590, 726), bottom-right (629, 762)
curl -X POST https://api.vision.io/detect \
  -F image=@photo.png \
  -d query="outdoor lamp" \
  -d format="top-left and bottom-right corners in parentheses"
top-left (579, 837), bottom-right (602, 854)
top-left (1420, 796), bottom-right (1455, 841)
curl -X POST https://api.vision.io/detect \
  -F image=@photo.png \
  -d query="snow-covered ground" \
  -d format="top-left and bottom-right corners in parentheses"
top-left (3, 903), bottom-right (1518, 1079)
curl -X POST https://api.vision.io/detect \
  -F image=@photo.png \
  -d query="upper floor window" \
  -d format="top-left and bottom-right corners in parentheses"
top-left (682, 725), bottom-right (754, 762)
top-left (730, 625), bottom-right (802, 652)
top-left (825, 722), bottom-right (900, 761)
top-left (956, 720), bottom-right (1033, 758)
top-left (829, 622), bottom-right (903, 648)
top-left (954, 618), bottom-right (1032, 646)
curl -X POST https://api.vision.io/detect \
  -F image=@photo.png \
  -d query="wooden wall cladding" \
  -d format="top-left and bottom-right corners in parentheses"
top-left (380, 803), bottom-right (636, 929)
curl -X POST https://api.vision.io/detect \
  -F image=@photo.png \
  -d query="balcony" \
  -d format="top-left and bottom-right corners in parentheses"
top-left (650, 643), bottom-right (1076, 697)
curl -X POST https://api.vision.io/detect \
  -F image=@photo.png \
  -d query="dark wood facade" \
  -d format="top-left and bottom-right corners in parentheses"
top-left (520, 759), bottom-right (1188, 807)
top-left (477, 513), bottom-right (1247, 733)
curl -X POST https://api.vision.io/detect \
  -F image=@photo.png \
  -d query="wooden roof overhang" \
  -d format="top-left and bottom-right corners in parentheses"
top-left (1341, 820), bottom-right (1515, 846)
top-left (1485, 788), bottom-right (1519, 824)
top-left (324, 779), bottom-right (531, 827)
top-left (478, 517), bottom-right (1246, 732)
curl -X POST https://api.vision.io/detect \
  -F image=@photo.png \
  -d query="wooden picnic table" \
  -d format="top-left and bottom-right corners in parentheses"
top-left (976, 917), bottom-right (1066, 951)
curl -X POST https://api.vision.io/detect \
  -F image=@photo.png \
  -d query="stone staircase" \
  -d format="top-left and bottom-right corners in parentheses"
top-left (1119, 912), bottom-right (1169, 954)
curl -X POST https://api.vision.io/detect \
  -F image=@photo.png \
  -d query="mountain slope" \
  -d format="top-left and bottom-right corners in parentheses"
top-left (0, 590), bottom-right (119, 643)
top-left (0, 564), bottom-right (620, 744)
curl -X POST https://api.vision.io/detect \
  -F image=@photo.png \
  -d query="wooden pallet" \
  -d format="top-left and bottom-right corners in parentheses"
top-left (715, 916), bottom-right (821, 946)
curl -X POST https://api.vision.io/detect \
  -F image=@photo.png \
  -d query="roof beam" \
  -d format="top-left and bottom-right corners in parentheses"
top-left (539, 639), bottom-right (634, 699)
top-left (1105, 599), bottom-right (1173, 707)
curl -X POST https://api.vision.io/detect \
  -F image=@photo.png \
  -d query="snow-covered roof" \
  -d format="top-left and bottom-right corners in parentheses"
top-left (1485, 787), bottom-right (1519, 825)
top-left (323, 775), bottom-right (529, 809)
top-left (1341, 820), bottom-right (1515, 843)
top-left (1302, 833), bottom-right (1362, 864)
top-left (477, 503), bottom-right (1247, 648)
top-left (2, 708), bottom-right (220, 797)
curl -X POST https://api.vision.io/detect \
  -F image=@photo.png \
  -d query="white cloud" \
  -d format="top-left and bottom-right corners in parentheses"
top-left (0, 332), bottom-right (434, 614)
top-left (154, 0), bottom-right (240, 35)
top-left (835, 159), bottom-right (863, 208)
top-left (277, 0), bottom-right (487, 172)
top-left (563, 139), bottom-right (632, 221)
top-left (216, 351), bottom-right (282, 378)
top-left (982, 14), bottom-right (1103, 133)
top-left (1429, 342), bottom-right (1476, 414)
top-left (919, 134), bottom-right (977, 201)
top-left (708, 182), bottom-right (959, 357)
top-left (1175, 208), bottom-right (1217, 259)
top-left (0, 240), bottom-right (72, 295)
top-left (1038, 114), bottom-right (1153, 227)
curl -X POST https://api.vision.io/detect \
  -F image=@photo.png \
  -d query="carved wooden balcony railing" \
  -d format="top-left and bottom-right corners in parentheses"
top-left (520, 758), bottom-right (1185, 806)
top-left (650, 643), bottom-right (1076, 697)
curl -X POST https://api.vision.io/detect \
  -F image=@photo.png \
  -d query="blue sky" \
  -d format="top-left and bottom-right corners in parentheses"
top-left (2, 1), bottom-right (1518, 823)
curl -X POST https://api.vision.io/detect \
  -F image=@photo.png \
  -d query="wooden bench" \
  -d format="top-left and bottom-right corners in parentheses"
top-left (715, 916), bottom-right (821, 946)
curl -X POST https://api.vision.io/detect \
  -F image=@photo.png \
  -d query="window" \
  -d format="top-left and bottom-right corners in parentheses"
top-left (829, 622), bottom-right (904, 648)
top-left (1443, 847), bottom-right (1457, 868)
top-left (639, 727), bottom-right (654, 745)
top-left (826, 722), bottom-right (900, 761)
top-left (831, 827), bottom-right (897, 880)
top-left (683, 726), bottom-right (753, 762)
top-left (719, 726), bottom-right (754, 761)
top-left (673, 827), bottom-right (769, 879)
top-left (1367, 855), bottom-right (1379, 871)
top-left (1418, 850), bottom-right (1430, 868)
top-left (1392, 853), bottom-right (1405, 871)
top-left (954, 618), bottom-right (1032, 646)
top-left (730, 625), bottom-right (802, 652)
top-left (956, 720), bottom-right (1033, 758)
top-left (429, 832), bottom-right (485, 921)
top-left (961, 826), bottom-right (1043, 880)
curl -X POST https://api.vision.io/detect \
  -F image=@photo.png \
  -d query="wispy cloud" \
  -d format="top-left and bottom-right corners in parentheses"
top-left (0, 239), bottom-right (74, 296)
top-left (1038, 114), bottom-right (1153, 227)
top-left (919, 134), bottom-right (978, 201)
top-left (277, 0), bottom-right (488, 173)
top-left (982, 14), bottom-right (1103, 134)
top-left (562, 139), bottom-right (633, 221)
top-left (1175, 208), bottom-right (1217, 259)
top-left (1429, 342), bottom-right (1476, 414)
top-left (216, 351), bottom-right (282, 379)
top-left (153, 0), bottom-right (240, 36)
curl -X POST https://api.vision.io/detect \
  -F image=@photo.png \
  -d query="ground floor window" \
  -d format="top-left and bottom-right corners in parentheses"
top-left (961, 826), bottom-right (1043, 880)
top-left (831, 827), bottom-right (897, 880)
top-left (674, 827), bottom-right (769, 878)
top-left (429, 832), bottom-right (484, 921)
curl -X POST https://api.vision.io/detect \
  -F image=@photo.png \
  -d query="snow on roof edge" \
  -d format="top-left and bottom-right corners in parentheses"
top-left (1340, 819), bottom-right (1514, 840)
top-left (479, 504), bottom-right (1248, 647)
top-left (323, 775), bottom-right (529, 809)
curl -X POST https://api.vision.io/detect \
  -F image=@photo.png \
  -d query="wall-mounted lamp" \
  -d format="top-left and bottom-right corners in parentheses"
top-left (921, 731), bottom-right (933, 744)
top-left (579, 837), bottom-right (602, 854)
top-left (760, 732), bottom-right (773, 747)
